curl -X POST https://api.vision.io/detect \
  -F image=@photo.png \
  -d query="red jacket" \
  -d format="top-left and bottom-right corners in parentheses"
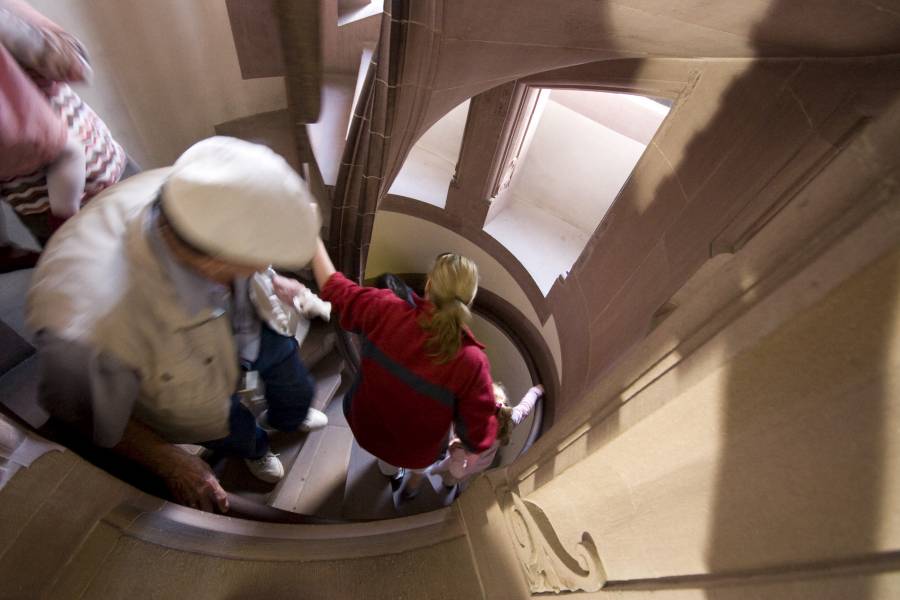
top-left (322, 273), bottom-right (498, 469)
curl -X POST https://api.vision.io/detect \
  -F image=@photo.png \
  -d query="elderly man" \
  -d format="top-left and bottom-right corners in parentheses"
top-left (27, 137), bottom-right (326, 512)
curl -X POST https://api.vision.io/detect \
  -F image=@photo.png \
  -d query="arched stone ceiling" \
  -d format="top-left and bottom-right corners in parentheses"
top-left (420, 0), bottom-right (900, 131)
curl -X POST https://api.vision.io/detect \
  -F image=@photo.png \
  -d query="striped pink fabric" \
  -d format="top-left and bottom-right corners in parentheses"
top-left (0, 81), bottom-right (126, 241)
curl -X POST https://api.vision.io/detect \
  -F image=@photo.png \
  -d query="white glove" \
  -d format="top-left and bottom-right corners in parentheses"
top-left (293, 288), bottom-right (331, 322)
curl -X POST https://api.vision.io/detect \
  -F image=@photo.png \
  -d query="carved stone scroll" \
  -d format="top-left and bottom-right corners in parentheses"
top-left (502, 487), bottom-right (606, 594)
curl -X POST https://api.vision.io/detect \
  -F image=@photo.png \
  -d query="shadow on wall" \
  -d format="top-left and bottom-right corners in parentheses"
top-left (701, 3), bottom-right (900, 598)
top-left (704, 244), bottom-right (898, 600)
top-left (524, 1), bottom-right (900, 594)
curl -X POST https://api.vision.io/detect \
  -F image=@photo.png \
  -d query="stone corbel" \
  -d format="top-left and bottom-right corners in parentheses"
top-left (500, 485), bottom-right (606, 594)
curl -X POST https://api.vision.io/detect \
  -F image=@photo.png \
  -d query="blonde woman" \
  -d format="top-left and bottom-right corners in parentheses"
top-left (298, 241), bottom-right (498, 486)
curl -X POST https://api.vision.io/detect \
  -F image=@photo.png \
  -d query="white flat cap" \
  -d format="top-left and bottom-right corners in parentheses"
top-left (161, 136), bottom-right (321, 269)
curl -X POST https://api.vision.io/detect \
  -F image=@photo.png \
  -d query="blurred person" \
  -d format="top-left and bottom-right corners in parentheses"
top-left (0, 0), bottom-right (126, 264)
top-left (27, 137), bottom-right (324, 512)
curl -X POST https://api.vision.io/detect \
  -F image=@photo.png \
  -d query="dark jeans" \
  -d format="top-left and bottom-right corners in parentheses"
top-left (202, 325), bottom-right (315, 459)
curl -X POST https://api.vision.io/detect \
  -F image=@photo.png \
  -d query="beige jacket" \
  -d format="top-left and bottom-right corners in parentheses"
top-left (29, 168), bottom-right (261, 443)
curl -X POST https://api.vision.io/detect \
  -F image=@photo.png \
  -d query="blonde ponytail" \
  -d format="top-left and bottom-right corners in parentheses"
top-left (420, 253), bottom-right (478, 363)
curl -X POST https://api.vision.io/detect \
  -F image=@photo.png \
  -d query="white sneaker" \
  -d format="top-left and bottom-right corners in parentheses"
top-left (299, 408), bottom-right (328, 432)
top-left (257, 408), bottom-right (328, 433)
top-left (244, 451), bottom-right (284, 483)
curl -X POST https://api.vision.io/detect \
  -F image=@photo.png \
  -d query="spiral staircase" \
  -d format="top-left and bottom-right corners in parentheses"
top-left (2, 1), bottom-right (900, 598)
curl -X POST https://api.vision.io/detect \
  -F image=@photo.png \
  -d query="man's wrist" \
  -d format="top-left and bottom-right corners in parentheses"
top-left (148, 445), bottom-right (195, 479)
top-left (115, 419), bottom-right (192, 479)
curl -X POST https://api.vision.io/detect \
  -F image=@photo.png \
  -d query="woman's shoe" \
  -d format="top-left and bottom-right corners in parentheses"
top-left (400, 471), bottom-right (425, 501)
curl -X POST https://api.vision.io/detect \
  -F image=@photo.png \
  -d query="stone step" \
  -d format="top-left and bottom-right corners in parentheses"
top-left (212, 351), bottom-right (344, 504)
top-left (309, 351), bottom-right (344, 413)
top-left (224, 0), bottom-right (284, 80)
top-left (341, 439), bottom-right (461, 521)
top-left (0, 451), bottom-right (136, 598)
top-left (265, 361), bottom-right (349, 517)
top-left (307, 75), bottom-right (356, 187)
top-left (299, 320), bottom-right (337, 373)
top-left (267, 411), bottom-right (354, 519)
top-left (214, 109), bottom-right (306, 173)
top-left (341, 440), bottom-right (399, 521)
top-left (225, 0), bottom-right (325, 93)
top-left (337, 0), bottom-right (370, 18)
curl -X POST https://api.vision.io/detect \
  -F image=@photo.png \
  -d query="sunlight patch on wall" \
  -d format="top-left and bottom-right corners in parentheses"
top-left (485, 89), bottom-right (671, 295)
top-left (388, 99), bottom-right (470, 208)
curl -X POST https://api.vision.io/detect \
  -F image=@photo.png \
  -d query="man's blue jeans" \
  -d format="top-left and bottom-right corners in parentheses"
top-left (202, 325), bottom-right (315, 459)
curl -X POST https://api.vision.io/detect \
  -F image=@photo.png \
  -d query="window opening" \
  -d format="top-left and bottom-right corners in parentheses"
top-left (484, 88), bottom-right (671, 295)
